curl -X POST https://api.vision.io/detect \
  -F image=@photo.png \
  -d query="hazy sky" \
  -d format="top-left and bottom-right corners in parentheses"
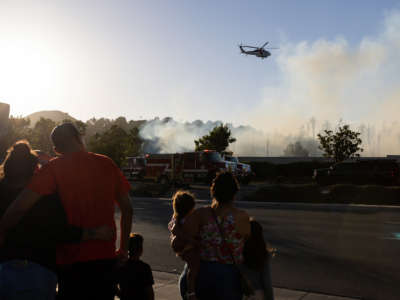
top-left (1, 0), bottom-right (400, 129)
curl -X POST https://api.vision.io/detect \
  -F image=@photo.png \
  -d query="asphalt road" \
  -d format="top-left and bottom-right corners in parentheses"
top-left (116, 197), bottom-right (400, 300)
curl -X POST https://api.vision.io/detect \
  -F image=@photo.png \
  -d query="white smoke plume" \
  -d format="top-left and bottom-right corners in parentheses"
top-left (140, 11), bottom-right (400, 156)
top-left (139, 117), bottom-right (320, 156)
top-left (250, 10), bottom-right (400, 156)
top-left (139, 117), bottom-right (268, 155)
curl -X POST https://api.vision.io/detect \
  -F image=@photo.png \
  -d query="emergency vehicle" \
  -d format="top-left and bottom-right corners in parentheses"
top-left (122, 150), bottom-right (229, 185)
top-left (224, 156), bottom-right (253, 184)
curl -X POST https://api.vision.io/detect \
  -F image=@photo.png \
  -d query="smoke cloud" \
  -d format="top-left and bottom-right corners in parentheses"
top-left (140, 11), bottom-right (400, 156)
top-left (250, 10), bottom-right (400, 156)
top-left (139, 118), bottom-right (267, 155)
top-left (139, 117), bottom-right (320, 156)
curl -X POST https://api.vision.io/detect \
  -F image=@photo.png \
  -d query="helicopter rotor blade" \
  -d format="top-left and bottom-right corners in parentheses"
top-left (242, 45), bottom-right (259, 49)
top-left (260, 41), bottom-right (269, 49)
top-left (265, 47), bottom-right (279, 50)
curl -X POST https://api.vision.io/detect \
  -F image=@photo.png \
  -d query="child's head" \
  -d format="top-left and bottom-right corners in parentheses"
top-left (128, 233), bottom-right (144, 258)
top-left (172, 190), bottom-right (196, 224)
top-left (243, 219), bottom-right (269, 271)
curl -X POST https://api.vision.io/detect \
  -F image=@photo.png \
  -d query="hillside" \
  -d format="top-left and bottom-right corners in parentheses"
top-left (25, 110), bottom-right (77, 127)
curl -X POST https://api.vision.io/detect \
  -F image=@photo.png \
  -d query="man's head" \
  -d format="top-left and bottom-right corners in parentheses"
top-left (128, 233), bottom-right (143, 258)
top-left (50, 123), bottom-right (85, 154)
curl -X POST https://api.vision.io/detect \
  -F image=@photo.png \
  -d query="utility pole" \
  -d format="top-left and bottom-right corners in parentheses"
top-left (265, 139), bottom-right (270, 156)
top-left (310, 117), bottom-right (316, 140)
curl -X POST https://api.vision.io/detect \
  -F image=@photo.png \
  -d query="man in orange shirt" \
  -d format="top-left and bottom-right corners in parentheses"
top-left (0, 123), bottom-right (133, 300)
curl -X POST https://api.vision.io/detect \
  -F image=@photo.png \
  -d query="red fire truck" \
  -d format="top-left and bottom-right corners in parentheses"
top-left (122, 150), bottom-right (229, 185)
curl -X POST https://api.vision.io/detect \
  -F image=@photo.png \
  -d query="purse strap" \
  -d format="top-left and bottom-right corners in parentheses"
top-left (210, 208), bottom-right (238, 265)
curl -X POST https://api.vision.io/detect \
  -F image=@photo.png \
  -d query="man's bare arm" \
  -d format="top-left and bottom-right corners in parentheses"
top-left (0, 189), bottom-right (41, 241)
top-left (115, 193), bottom-right (133, 256)
top-left (145, 286), bottom-right (155, 300)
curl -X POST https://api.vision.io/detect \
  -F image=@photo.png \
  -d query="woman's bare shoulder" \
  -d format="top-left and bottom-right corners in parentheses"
top-left (183, 206), bottom-right (212, 235)
top-left (232, 207), bottom-right (250, 219)
top-left (185, 206), bottom-right (211, 223)
top-left (193, 206), bottom-right (211, 215)
top-left (196, 205), bottom-right (211, 212)
top-left (232, 207), bottom-right (250, 237)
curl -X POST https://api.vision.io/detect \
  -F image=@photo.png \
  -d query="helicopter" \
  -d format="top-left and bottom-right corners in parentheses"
top-left (239, 42), bottom-right (278, 59)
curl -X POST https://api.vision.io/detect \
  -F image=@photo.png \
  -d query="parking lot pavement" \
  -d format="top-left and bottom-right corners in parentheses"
top-left (153, 271), bottom-right (360, 300)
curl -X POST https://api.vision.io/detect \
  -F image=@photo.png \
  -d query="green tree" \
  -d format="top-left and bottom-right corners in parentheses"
top-left (283, 141), bottom-right (309, 157)
top-left (317, 124), bottom-right (363, 162)
top-left (61, 119), bottom-right (87, 136)
top-left (1, 117), bottom-right (32, 159)
top-left (6, 117), bottom-right (32, 142)
top-left (114, 116), bottom-right (129, 131)
top-left (74, 120), bottom-right (87, 136)
top-left (194, 124), bottom-right (236, 153)
top-left (84, 117), bottom-right (112, 142)
top-left (88, 125), bottom-right (142, 167)
top-left (31, 117), bottom-right (56, 154)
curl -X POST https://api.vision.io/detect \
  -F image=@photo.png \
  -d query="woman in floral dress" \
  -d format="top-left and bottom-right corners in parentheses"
top-left (179, 172), bottom-right (250, 300)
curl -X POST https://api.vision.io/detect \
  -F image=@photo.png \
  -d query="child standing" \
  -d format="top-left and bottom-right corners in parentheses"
top-left (168, 190), bottom-right (200, 299)
top-left (116, 233), bottom-right (155, 300)
top-left (240, 220), bottom-right (274, 300)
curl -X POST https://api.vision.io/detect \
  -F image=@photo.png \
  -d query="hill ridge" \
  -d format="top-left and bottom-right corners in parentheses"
top-left (25, 110), bottom-right (77, 127)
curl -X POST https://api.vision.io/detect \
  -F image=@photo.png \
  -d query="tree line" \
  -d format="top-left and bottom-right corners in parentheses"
top-left (1, 116), bottom-right (238, 167)
top-left (1, 116), bottom-right (143, 167)
top-left (1, 114), bottom-right (363, 167)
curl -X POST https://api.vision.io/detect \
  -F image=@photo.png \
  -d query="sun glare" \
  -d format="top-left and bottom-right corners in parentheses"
top-left (0, 37), bottom-right (61, 115)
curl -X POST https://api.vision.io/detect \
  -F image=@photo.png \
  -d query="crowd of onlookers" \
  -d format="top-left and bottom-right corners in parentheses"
top-left (0, 122), bottom-right (273, 300)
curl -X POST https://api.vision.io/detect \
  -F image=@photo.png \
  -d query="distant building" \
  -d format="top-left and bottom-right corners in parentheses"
top-left (0, 102), bottom-right (10, 162)
top-left (0, 102), bottom-right (10, 137)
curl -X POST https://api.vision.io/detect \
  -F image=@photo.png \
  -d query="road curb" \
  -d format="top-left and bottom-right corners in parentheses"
top-left (152, 270), bottom-right (361, 300)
